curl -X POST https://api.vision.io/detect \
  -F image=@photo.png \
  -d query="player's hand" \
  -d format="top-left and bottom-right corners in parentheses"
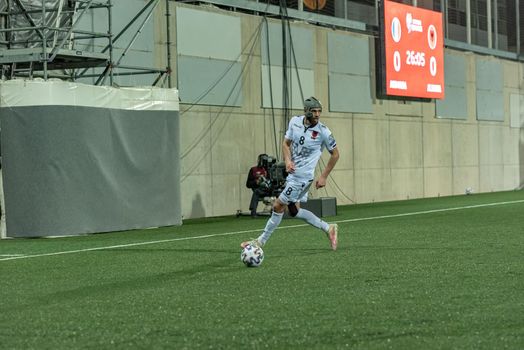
top-left (315, 176), bottom-right (327, 189)
top-left (286, 161), bottom-right (295, 173)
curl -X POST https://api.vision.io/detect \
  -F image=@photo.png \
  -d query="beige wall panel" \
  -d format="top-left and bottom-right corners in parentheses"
top-left (212, 174), bottom-right (243, 216)
top-left (239, 184), bottom-right (253, 214)
top-left (386, 100), bottom-right (423, 117)
top-left (452, 166), bottom-right (479, 194)
top-left (371, 100), bottom-right (387, 119)
top-left (241, 54), bottom-right (262, 115)
top-left (262, 112), bottom-right (286, 157)
top-left (315, 30), bottom-right (328, 65)
top-left (354, 169), bottom-right (393, 203)
top-left (424, 167), bottom-right (453, 197)
top-left (239, 15), bottom-right (261, 111)
top-left (520, 64), bottom-right (524, 90)
top-left (211, 113), bottom-right (262, 175)
top-left (465, 81), bottom-right (476, 121)
top-left (421, 101), bottom-right (437, 120)
top-left (503, 128), bottom-right (520, 165)
top-left (521, 164), bottom-right (524, 188)
top-left (353, 118), bottom-right (389, 169)
top-left (391, 168), bottom-right (424, 200)
top-left (180, 111), bottom-right (212, 176)
top-left (423, 122), bottom-right (452, 167)
top-left (153, 1), bottom-right (168, 74)
top-left (181, 175), bottom-right (213, 219)
top-left (503, 61), bottom-right (520, 89)
top-left (321, 116), bottom-right (352, 169)
top-left (311, 169), bottom-right (354, 205)
top-left (452, 123), bottom-right (479, 167)
top-left (478, 125), bottom-right (504, 166)
top-left (465, 53), bottom-right (476, 83)
top-left (315, 62), bottom-right (329, 105)
top-left (503, 165), bottom-right (520, 190)
top-left (479, 165), bottom-right (505, 192)
top-left (389, 120), bottom-right (423, 168)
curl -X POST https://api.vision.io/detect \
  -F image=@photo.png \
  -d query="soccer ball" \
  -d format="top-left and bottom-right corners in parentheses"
top-left (240, 244), bottom-right (264, 267)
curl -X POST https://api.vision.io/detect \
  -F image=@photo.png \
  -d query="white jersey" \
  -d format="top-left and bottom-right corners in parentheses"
top-left (284, 115), bottom-right (337, 182)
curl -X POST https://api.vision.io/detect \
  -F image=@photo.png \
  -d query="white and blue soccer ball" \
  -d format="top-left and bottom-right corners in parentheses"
top-left (240, 244), bottom-right (264, 267)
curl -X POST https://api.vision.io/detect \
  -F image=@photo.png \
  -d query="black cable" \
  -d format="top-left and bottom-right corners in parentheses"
top-left (317, 157), bottom-right (356, 203)
top-left (263, 15), bottom-right (279, 159)
top-left (278, 3), bottom-right (354, 203)
top-left (180, 18), bottom-right (265, 160)
top-left (181, 18), bottom-right (264, 181)
top-left (286, 16), bottom-right (304, 103)
top-left (279, 0), bottom-right (290, 131)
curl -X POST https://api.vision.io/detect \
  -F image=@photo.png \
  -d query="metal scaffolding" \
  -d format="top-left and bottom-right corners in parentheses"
top-left (0, 0), bottom-right (169, 86)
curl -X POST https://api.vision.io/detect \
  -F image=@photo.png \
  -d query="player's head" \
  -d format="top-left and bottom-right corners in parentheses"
top-left (304, 96), bottom-right (322, 125)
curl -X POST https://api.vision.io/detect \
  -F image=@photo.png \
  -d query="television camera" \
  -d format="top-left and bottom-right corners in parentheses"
top-left (255, 154), bottom-right (287, 197)
top-left (237, 154), bottom-right (288, 217)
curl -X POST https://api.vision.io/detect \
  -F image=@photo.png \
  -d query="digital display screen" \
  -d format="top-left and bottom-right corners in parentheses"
top-left (379, 0), bottom-right (445, 99)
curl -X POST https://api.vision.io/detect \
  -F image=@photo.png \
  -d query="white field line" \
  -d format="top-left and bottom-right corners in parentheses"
top-left (0, 254), bottom-right (25, 257)
top-left (1, 199), bottom-right (523, 262)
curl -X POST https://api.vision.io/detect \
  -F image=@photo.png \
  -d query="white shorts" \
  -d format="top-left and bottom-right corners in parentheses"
top-left (278, 178), bottom-right (313, 204)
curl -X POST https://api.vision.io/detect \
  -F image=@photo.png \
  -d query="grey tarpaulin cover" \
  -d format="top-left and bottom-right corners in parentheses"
top-left (0, 79), bottom-right (181, 238)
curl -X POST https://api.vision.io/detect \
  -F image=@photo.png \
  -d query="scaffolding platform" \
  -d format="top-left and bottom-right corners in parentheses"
top-left (0, 47), bottom-right (108, 70)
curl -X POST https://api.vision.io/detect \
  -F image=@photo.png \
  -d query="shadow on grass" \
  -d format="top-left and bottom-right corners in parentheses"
top-left (2, 255), bottom-right (244, 313)
top-left (103, 247), bottom-right (237, 254)
top-left (4, 247), bottom-right (351, 313)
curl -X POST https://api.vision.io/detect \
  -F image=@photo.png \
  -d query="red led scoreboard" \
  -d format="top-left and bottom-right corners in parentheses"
top-left (378, 0), bottom-right (444, 99)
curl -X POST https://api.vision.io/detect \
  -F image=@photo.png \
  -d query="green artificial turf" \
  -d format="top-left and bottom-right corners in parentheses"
top-left (1, 191), bottom-right (523, 349)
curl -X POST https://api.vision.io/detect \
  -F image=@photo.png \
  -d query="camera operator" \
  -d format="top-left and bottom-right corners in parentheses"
top-left (245, 154), bottom-right (272, 217)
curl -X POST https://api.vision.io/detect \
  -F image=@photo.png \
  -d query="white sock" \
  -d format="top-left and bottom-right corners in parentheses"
top-left (257, 211), bottom-right (284, 245)
top-left (296, 208), bottom-right (329, 232)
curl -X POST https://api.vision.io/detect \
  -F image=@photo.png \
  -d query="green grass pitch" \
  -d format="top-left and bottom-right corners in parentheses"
top-left (1, 190), bottom-right (523, 349)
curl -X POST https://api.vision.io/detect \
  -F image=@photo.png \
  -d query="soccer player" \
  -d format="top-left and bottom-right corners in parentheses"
top-left (241, 96), bottom-right (340, 250)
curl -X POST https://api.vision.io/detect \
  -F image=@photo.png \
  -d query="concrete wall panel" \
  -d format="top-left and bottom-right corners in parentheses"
top-left (391, 168), bottom-right (424, 200)
top-left (452, 166), bottom-right (480, 195)
top-left (389, 120), bottom-right (423, 169)
top-left (423, 122), bottom-right (452, 167)
top-left (479, 165), bottom-right (505, 192)
top-left (479, 125), bottom-right (504, 166)
top-left (424, 167), bottom-right (453, 197)
top-left (354, 169), bottom-right (393, 203)
top-left (353, 118), bottom-right (389, 170)
top-left (452, 124), bottom-right (479, 167)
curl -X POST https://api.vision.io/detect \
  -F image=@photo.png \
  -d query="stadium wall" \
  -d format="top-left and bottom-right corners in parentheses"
top-left (0, 80), bottom-right (181, 238)
top-left (3, 3), bottom-right (520, 225)
top-left (160, 3), bottom-right (523, 219)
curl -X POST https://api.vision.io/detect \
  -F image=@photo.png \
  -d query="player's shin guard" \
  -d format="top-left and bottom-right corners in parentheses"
top-left (296, 208), bottom-right (329, 232)
top-left (257, 211), bottom-right (284, 245)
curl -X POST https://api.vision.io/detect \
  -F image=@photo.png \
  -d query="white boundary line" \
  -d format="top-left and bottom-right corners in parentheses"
top-left (1, 199), bottom-right (523, 262)
top-left (0, 254), bottom-right (25, 257)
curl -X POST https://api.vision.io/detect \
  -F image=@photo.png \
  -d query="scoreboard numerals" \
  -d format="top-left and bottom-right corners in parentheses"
top-left (405, 50), bottom-right (425, 67)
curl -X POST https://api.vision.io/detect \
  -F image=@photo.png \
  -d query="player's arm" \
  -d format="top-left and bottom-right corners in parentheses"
top-left (315, 147), bottom-right (339, 189)
top-left (282, 138), bottom-right (295, 173)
